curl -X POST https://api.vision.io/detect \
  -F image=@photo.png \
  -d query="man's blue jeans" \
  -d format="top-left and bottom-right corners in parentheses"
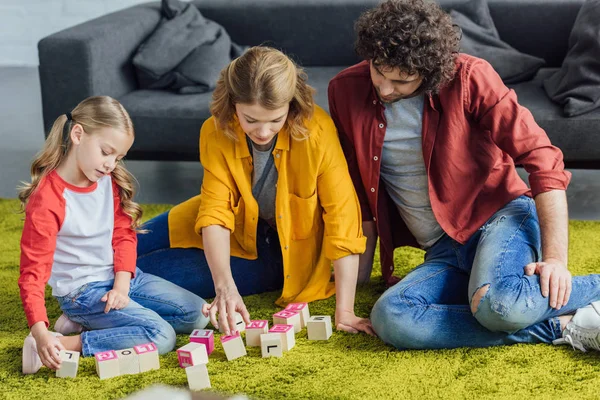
top-left (55, 268), bottom-right (209, 356)
top-left (136, 211), bottom-right (284, 298)
top-left (371, 195), bottom-right (600, 349)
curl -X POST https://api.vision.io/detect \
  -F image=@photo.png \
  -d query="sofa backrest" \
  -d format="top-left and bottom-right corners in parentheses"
top-left (195, 0), bottom-right (584, 68)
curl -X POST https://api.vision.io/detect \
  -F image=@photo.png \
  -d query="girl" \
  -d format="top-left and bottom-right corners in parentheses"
top-left (18, 96), bottom-right (209, 374)
top-left (137, 46), bottom-right (374, 336)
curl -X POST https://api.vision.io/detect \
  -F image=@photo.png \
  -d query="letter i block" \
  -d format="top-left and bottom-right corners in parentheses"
top-left (95, 350), bottom-right (120, 380)
top-left (117, 348), bottom-right (140, 375)
top-left (268, 324), bottom-right (295, 351)
top-left (177, 342), bottom-right (209, 368)
top-left (56, 350), bottom-right (79, 378)
top-left (190, 329), bottom-right (215, 355)
top-left (219, 312), bottom-right (246, 333)
top-left (133, 343), bottom-right (160, 372)
top-left (186, 364), bottom-right (211, 391)
top-left (260, 333), bottom-right (282, 358)
top-left (245, 320), bottom-right (269, 347)
top-left (285, 302), bottom-right (310, 328)
top-left (307, 315), bottom-right (333, 340)
top-left (220, 333), bottom-right (247, 361)
top-left (273, 310), bottom-right (301, 333)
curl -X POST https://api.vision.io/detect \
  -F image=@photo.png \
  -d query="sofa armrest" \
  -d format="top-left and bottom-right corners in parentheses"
top-left (38, 2), bottom-right (161, 135)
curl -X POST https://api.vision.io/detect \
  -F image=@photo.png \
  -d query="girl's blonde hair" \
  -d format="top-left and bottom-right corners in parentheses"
top-left (18, 96), bottom-right (143, 229)
top-left (210, 46), bottom-right (316, 141)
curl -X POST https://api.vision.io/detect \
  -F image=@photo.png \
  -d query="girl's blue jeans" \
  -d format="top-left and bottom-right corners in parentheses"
top-left (135, 212), bottom-right (284, 298)
top-left (55, 268), bottom-right (209, 356)
top-left (371, 195), bottom-right (600, 349)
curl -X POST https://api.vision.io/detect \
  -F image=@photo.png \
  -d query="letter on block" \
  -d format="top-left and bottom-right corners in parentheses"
top-left (190, 329), bottom-right (215, 355)
top-left (134, 343), bottom-right (160, 373)
top-left (177, 342), bottom-right (209, 368)
top-left (285, 302), bottom-right (310, 328)
top-left (95, 350), bottom-right (120, 380)
top-left (56, 350), bottom-right (79, 378)
top-left (260, 333), bottom-right (282, 358)
top-left (273, 310), bottom-right (301, 333)
top-left (220, 333), bottom-right (247, 361)
top-left (186, 364), bottom-right (211, 391)
top-left (307, 315), bottom-right (332, 340)
top-left (219, 312), bottom-right (246, 333)
top-left (117, 348), bottom-right (140, 375)
top-left (268, 324), bottom-right (295, 351)
top-left (245, 320), bottom-right (269, 347)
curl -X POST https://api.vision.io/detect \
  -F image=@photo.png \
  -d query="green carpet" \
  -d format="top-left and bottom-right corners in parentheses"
top-left (2, 198), bottom-right (600, 400)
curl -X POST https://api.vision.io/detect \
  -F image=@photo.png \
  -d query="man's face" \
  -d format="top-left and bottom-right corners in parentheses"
top-left (369, 61), bottom-right (423, 103)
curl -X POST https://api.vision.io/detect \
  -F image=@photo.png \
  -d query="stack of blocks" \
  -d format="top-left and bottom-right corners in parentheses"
top-left (178, 303), bottom-right (334, 391)
top-left (94, 342), bottom-right (160, 380)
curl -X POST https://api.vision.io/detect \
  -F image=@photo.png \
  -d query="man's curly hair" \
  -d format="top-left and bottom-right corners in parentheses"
top-left (355, 0), bottom-right (460, 94)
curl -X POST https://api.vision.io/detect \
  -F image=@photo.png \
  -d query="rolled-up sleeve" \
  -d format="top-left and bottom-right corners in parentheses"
top-left (316, 117), bottom-right (367, 260)
top-left (465, 59), bottom-right (571, 196)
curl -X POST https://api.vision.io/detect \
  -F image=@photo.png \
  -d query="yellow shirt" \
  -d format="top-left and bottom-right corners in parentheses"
top-left (168, 105), bottom-right (366, 306)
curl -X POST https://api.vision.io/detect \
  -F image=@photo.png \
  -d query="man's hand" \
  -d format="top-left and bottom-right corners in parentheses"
top-left (524, 258), bottom-right (572, 310)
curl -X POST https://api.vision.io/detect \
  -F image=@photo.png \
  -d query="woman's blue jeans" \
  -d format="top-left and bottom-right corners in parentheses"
top-left (55, 268), bottom-right (209, 356)
top-left (136, 211), bottom-right (284, 298)
top-left (371, 195), bottom-right (600, 349)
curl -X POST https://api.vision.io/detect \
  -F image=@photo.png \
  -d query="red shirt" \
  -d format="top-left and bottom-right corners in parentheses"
top-left (328, 54), bottom-right (571, 286)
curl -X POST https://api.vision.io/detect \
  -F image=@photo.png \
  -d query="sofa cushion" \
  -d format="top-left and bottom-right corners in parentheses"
top-left (509, 68), bottom-right (600, 163)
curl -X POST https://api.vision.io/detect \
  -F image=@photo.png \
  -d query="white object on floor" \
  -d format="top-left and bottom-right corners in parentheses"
top-left (307, 316), bottom-right (333, 340)
top-left (56, 350), bottom-right (80, 378)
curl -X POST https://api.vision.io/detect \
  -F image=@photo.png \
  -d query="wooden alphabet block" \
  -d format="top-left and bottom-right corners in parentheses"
top-left (218, 312), bottom-right (246, 333)
top-left (117, 348), bottom-right (140, 375)
top-left (220, 333), bottom-right (247, 361)
top-left (186, 364), bottom-right (211, 391)
top-left (245, 320), bottom-right (269, 347)
top-left (56, 350), bottom-right (79, 378)
top-left (95, 350), bottom-right (120, 380)
top-left (273, 310), bottom-right (301, 333)
top-left (260, 333), bottom-right (283, 358)
top-left (285, 302), bottom-right (310, 328)
top-left (190, 329), bottom-right (215, 355)
top-left (133, 342), bottom-right (160, 372)
top-left (177, 342), bottom-right (209, 368)
top-left (307, 315), bottom-right (332, 340)
top-left (268, 324), bottom-right (295, 351)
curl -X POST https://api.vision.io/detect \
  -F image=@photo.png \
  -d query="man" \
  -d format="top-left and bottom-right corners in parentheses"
top-left (328, 0), bottom-right (600, 350)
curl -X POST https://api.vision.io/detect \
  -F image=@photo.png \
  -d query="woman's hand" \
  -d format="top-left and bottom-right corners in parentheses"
top-left (101, 288), bottom-right (130, 313)
top-left (31, 326), bottom-right (65, 370)
top-left (203, 284), bottom-right (250, 336)
top-left (335, 309), bottom-right (376, 336)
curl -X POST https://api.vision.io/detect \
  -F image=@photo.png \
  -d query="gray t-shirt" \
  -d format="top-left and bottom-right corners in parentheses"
top-left (252, 141), bottom-right (278, 228)
top-left (380, 94), bottom-right (444, 249)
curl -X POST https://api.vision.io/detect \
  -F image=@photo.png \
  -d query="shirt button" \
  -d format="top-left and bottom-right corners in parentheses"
top-left (378, 123), bottom-right (384, 128)
top-left (286, 275), bottom-right (291, 279)
top-left (370, 188), bottom-right (375, 192)
top-left (372, 100), bottom-right (377, 105)
top-left (278, 215), bottom-right (282, 219)
top-left (276, 153), bottom-right (280, 158)
top-left (284, 246), bottom-right (289, 250)
top-left (373, 217), bottom-right (377, 222)
top-left (373, 156), bottom-right (378, 161)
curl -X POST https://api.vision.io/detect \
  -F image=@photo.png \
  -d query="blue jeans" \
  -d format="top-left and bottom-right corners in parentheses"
top-left (55, 268), bottom-right (209, 356)
top-left (371, 195), bottom-right (600, 349)
top-left (136, 211), bottom-right (283, 298)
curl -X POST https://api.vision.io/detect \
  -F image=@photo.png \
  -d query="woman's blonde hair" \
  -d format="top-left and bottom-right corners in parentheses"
top-left (18, 96), bottom-right (144, 229)
top-left (210, 46), bottom-right (316, 141)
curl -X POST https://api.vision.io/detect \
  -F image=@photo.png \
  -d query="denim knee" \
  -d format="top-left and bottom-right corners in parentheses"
top-left (473, 285), bottom-right (537, 333)
top-left (151, 321), bottom-right (177, 355)
top-left (371, 293), bottom-right (425, 349)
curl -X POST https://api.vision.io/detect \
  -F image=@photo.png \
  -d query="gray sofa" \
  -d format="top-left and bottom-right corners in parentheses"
top-left (39, 0), bottom-right (599, 168)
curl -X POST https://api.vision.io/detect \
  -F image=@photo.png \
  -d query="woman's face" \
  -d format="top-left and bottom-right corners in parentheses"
top-left (235, 102), bottom-right (290, 150)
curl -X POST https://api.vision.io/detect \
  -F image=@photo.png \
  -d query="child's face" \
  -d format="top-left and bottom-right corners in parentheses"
top-left (71, 126), bottom-right (133, 185)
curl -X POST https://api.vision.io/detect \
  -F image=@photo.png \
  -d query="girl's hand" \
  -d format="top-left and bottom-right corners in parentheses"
top-left (34, 330), bottom-right (65, 370)
top-left (335, 309), bottom-right (376, 336)
top-left (202, 285), bottom-right (250, 336)
top-left (101, 288), bottom-right (130, 313)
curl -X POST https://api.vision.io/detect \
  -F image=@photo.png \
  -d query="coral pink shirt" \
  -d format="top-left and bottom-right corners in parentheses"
top-left (328, 55), bottom-right (571, 286)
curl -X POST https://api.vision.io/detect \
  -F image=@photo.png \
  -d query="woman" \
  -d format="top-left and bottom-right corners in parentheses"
top-left (137, 46), bottom-right (372, 336)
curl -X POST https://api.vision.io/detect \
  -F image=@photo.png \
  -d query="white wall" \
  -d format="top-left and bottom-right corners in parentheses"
top-left (0, 0), bottom-right (163, 66)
